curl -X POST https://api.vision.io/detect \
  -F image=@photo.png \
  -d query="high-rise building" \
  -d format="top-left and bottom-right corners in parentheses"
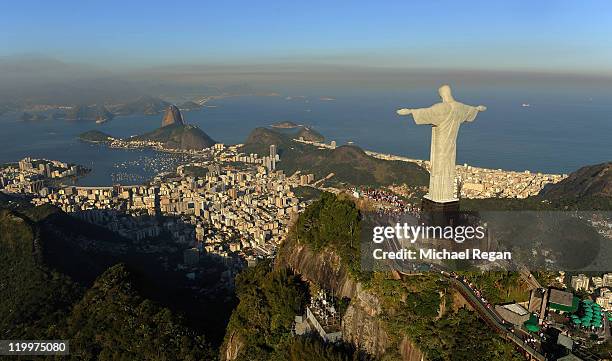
top-left (596, 288), bottom-right (612, 311)
top-left (592, 276), bottom-right (604, 289)
top-left (571, 274), bottom-right (590, 291)
top-left (19, 157), bottom-right (33, 171)
top-left (269, 144), bottom-right (278, 170)
top-left (603, 273), bottom-right (612, 287)
top-left (270, 144), bottom-right (277, 159)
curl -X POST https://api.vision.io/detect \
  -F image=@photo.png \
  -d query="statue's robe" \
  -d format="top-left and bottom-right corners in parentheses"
top-left (411, 101), bottom-right (479, 202)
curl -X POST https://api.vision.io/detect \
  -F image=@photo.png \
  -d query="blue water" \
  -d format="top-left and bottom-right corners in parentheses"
top-left (1, 87), bottom-right (611, 186)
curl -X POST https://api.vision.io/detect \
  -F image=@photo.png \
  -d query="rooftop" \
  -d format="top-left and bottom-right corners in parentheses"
top-left (549, 289), bottom-right (574, 307)
top-left (501, 303), bottom-right (529, 316)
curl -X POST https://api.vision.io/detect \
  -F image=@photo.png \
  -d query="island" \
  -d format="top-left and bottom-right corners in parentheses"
top-left (271, 121), bottom-right (300, 129)
top-left (79, 130), bottom-right (114, 143)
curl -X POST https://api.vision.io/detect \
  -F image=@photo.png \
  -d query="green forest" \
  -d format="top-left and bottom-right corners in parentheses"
top-left (0, 208), bottom-right (217, 360)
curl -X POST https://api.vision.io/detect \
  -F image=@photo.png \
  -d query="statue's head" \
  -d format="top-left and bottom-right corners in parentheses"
top-left (438, 85), bottom-right (454, 102)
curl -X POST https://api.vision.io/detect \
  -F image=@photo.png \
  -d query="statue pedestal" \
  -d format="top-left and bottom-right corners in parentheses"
top-left (420, 197), bottom-right (460, 227)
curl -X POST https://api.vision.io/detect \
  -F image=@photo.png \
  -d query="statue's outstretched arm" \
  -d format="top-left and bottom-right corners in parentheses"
top-left (460, 104), bottom-right (486, 123)
top-left (397, 103), bottom-right (450, 126)
top-left (397, 108), bottom-right (413, 116)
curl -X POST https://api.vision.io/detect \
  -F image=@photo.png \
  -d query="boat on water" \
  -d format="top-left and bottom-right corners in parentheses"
top-left (521, 103), bottom-right (531, 107)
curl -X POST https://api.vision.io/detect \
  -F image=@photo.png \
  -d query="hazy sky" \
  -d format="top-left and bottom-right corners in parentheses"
top-left (2, 0), bottom-right (612, 74)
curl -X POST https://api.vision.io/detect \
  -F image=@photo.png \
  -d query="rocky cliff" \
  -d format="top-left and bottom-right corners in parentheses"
top-left (275, 240), bottom-right (425, 361)
top-left (161, 105), bottom-right (184, 127)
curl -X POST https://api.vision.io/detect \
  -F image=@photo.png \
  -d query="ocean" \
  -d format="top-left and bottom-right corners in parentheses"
top-left (1, 87), bottom-right (611, 186)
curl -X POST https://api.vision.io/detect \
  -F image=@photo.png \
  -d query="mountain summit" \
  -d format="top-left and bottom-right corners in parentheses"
top-left (161, 105), bottom-right (184, 127)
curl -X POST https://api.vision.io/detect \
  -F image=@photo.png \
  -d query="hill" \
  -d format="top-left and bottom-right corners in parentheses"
top-left (79, 130), bottom-right (114, 142)
top-left (65, 104), bottom-right (114, 121)
top-left (242, 127), bottom-right (428, 187)
top-left (540, 162), bottom-right (611, 199)
top-left (0, 197), bottom-right (227, 353)
top-left (0, 209), bottom-right (215, 359)
top-left (111, 95), bottom-right (171, 116)
top-left (244, 127), bottom-right (292, 151)
top-left (271, 120), bottom-right (300, 129)
top-left (62, 264), bottom-right (216, 360)
top-left (296, 126), bottom-right (325, 142)
top-left (224, 192), bottom-right (525, 360)
top-left (135, 123), bottom-right (217, 150)
top-left (0, 208), bottom-right (82, 339)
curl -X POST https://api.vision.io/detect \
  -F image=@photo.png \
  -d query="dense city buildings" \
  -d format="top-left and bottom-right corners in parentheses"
top-left (295, 138), bottom-right (567, 199)
top-left (3, 144), bottom-right (313, 271)
top-left (0, 157), bottom-right (84, 194)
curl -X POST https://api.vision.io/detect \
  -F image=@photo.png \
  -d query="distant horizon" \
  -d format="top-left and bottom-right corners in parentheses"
top-left (2, 53), bottom-right (612, 105)
top-left (3, 0), bottom-right (612, 75)
top-left (3, 52), bottom-right (612, 79)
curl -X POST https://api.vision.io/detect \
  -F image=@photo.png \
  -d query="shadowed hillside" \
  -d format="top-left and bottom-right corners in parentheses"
top-left (0, 196), bottom-right (231, 353)
top-left (540, 162), bottom-right (611, 199)
top-left (242, 127), bottom-right (428, 187)
top-left (296, 126), bottom-right (325, 142)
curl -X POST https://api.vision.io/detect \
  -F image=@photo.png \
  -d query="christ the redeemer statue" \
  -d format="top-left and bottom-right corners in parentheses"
top-left (397, 85), bottom-right (486, 204)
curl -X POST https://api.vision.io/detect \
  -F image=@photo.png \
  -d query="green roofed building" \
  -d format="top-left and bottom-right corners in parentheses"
top-left (524, 314), bottom-right (540, 333)
top-left (548, 289), bottom-right (579, 313)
